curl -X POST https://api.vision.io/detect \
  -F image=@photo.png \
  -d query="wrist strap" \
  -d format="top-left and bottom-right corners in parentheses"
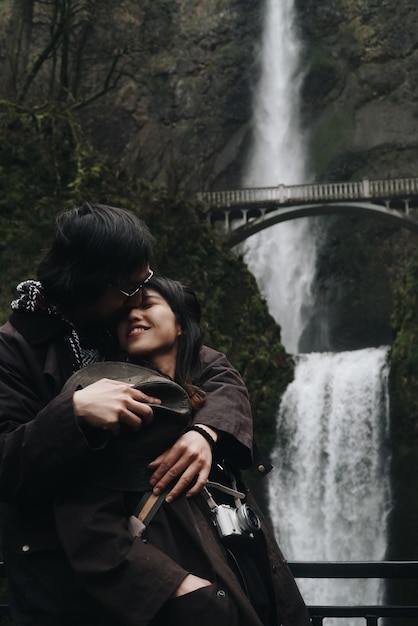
top-left (129, 487), bottom-right (170, 538)
top-left (184, 425), bottom-right (216, 449)
top-left (134, 490), bottom-right (168, 525)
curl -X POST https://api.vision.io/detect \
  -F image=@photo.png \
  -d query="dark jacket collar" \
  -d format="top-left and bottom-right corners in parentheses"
top-left (9, 310), bottom-right (116, 354)
top-left (9, 310), bottom-right (74, 346)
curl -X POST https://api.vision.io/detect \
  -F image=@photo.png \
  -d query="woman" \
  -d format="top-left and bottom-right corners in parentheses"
top-left (54, 277), bottom-right (310, 626)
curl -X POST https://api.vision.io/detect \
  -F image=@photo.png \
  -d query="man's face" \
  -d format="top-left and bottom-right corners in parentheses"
top-left (83, 267), bottom-right (152, 324)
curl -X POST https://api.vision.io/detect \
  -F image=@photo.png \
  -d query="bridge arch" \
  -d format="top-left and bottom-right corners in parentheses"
top-left (200, 176), bottom-right (418, 246)
top-left (224, 201), bottom-right (418, 246)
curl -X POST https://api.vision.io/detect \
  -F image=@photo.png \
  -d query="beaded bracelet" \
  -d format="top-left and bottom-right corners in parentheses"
top-left (184, 425), bottom-right (217, 449)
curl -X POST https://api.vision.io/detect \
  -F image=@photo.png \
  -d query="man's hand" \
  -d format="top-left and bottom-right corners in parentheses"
top-left (172, 574), bottom-right (211, 598)
top-left (148, 425), bottom-right (217, 501)
top-left (73, 378), bottom-right (160, 435)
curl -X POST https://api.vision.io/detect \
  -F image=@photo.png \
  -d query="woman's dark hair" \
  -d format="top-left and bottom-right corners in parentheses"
top-left (141, 276), bottom-right (206, 409)
top-left (37, 202), bottom-right (153, 309)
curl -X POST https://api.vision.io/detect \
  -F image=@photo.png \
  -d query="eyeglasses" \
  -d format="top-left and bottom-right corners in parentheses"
top-left (109, 269), bottom-right (154, 298)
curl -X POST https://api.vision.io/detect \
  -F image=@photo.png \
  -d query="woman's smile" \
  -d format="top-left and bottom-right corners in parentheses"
top-left (127, 324), bottom-right (150, 336)
top-left (118, 288), bottom-right (182, 378)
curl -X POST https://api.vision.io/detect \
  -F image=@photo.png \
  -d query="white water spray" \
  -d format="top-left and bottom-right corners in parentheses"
top-left (269, 347), bottom-right (392, 608)
top-left (241, 0), bottom-right (316, 353)
top-left (241, 0), bottom-right (393, 618)
top-left (243, 0), bottom-right (305, 187)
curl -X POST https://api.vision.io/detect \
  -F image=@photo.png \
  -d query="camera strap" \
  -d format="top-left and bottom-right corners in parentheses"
top-left (204, 472), bottom-right (274, 625)
top-left (129, 471), bottom-right (246, 537)
top-left (202, 471), bottom-right (246, 514)
top-left (206, 480), bottom-right (245, 500)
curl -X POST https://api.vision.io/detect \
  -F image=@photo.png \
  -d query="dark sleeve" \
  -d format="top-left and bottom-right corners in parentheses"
top-left (0, 324), bottom-right (106, 503)
top-left (195, 345), bottom-right (253, 469)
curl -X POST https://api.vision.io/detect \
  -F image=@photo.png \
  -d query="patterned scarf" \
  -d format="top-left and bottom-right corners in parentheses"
top-left (11, 280), bottom-right (101, 371)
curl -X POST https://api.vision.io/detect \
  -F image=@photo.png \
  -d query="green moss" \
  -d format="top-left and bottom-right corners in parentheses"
top-left (309, 107), bottom-right (354, 175)
top-left (390, 248), bottom-right (418, 442)
top-left (309, 44), bottom-right (338, 69)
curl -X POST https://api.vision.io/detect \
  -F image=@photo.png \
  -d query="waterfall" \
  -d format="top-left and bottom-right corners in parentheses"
top-left (269, 347), bottom-right (392, 609)
top-left (240, 0), bottom-right (393, 617)
top-left (243, 0), bottom-right (305, 186)
top-left (241, 0), bottom-right (316, 354)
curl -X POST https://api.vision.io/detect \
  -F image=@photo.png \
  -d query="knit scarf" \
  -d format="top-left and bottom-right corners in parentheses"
top-left (11, 280), bottom-right (101, 371)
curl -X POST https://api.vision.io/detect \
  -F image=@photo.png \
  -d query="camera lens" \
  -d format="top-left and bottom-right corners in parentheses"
top-left (237, 504), bottom-right (260, 533)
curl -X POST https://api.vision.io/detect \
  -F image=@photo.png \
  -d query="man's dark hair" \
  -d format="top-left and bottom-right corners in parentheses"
top-left (37, 202), bottom-right (153, 309)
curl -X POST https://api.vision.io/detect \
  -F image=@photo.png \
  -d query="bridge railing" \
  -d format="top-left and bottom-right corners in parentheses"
top-left (288, 560), bottom-right (418, 626)
top-left (198, 177), bottom-right (418, 208)
top-left (369, 177), bottom-right (418, 196)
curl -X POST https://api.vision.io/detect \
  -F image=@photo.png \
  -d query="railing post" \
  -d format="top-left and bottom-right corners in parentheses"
top-left (362, 177), bottom-right (371, 198)
top-left (224, 210), bottom-right (230, 231)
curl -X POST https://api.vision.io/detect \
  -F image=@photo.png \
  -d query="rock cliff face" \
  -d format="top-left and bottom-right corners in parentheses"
top-left (291, 0), bottom-right (418, 356)
top-left (78, 0), bottom-right (264, 191)
top-left (296, 0), bottom-right (418, 180)
top-left (294, 0), bottom-right (418, 576)
top-left (0, 0), bottom-right (263, 191)
top-left (2, 1), bottom-right (417, 190)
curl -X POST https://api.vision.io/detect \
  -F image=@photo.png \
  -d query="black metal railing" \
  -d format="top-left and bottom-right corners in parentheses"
top-left (0, 562), bottom-right (9, 624)
top-left (0, 561), bottom-right (417, 624)
top-left (288, 561), bottom-right (418, 625)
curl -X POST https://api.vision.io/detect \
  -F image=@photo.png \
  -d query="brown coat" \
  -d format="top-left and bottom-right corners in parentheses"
top-left (54, 477), bottom-right (310, 626)
top-left (0, 310), bottom-right (310, 626)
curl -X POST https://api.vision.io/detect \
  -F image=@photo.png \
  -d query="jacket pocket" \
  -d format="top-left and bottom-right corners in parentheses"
top-left (154, 582), bottom-right (241, 626)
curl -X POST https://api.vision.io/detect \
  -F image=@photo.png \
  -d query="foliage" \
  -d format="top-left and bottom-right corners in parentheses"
top-left (0, 100), bottom-right (104, 313)
top-left (0, 101), bottom-right (292, 452)
top-left (1, 0), bottom-right (133, 107)
top-left (390, 247), bottom-right (418, 443)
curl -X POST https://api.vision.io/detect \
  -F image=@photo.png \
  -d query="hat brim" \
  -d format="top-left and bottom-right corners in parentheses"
top-left (63, 361), bottom-right (191, 418)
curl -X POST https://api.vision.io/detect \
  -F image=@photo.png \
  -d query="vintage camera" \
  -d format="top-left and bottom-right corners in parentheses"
top-left (212, 502), bottom-right (261, 539)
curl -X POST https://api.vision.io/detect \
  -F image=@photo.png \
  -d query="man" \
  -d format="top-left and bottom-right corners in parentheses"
top-left (0, 202), bottom-right (256, 625)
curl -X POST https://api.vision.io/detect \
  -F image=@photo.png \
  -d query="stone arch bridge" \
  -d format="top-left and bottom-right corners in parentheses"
top-left (198, 177), bottom-right (418, 246)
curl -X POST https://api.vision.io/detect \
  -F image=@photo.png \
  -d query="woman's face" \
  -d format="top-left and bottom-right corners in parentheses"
top-left (117, 288), bottom-right (182, 376)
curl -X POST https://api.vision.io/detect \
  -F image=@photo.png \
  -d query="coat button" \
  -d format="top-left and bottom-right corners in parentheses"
top-left (21, 545), bottom-right (30, 553)
top-left (217, 589), bottom-right (226, 598)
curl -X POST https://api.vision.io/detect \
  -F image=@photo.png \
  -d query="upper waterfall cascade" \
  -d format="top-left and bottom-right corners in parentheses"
top-left (241, 0), bottom-right (315, 354)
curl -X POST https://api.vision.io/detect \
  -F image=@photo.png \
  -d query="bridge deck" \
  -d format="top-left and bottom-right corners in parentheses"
top-left (200, 176), bottom-right (418, 209)
top-left (198, 176), bottom-right (418, 245)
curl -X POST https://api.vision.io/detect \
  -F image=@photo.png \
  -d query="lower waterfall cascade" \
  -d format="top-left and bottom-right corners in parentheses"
top-left (267, 346), bottom-right (392, 613)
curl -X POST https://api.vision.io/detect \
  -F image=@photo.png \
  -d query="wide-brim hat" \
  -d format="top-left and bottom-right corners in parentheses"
top-left (63, 362), bottom-right (192, 490)
top-left (63, 361), bottom-right (191, 418)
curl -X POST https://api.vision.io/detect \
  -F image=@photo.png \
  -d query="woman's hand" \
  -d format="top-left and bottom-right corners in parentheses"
top-left (148, 425), bottom-right (217, 501)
